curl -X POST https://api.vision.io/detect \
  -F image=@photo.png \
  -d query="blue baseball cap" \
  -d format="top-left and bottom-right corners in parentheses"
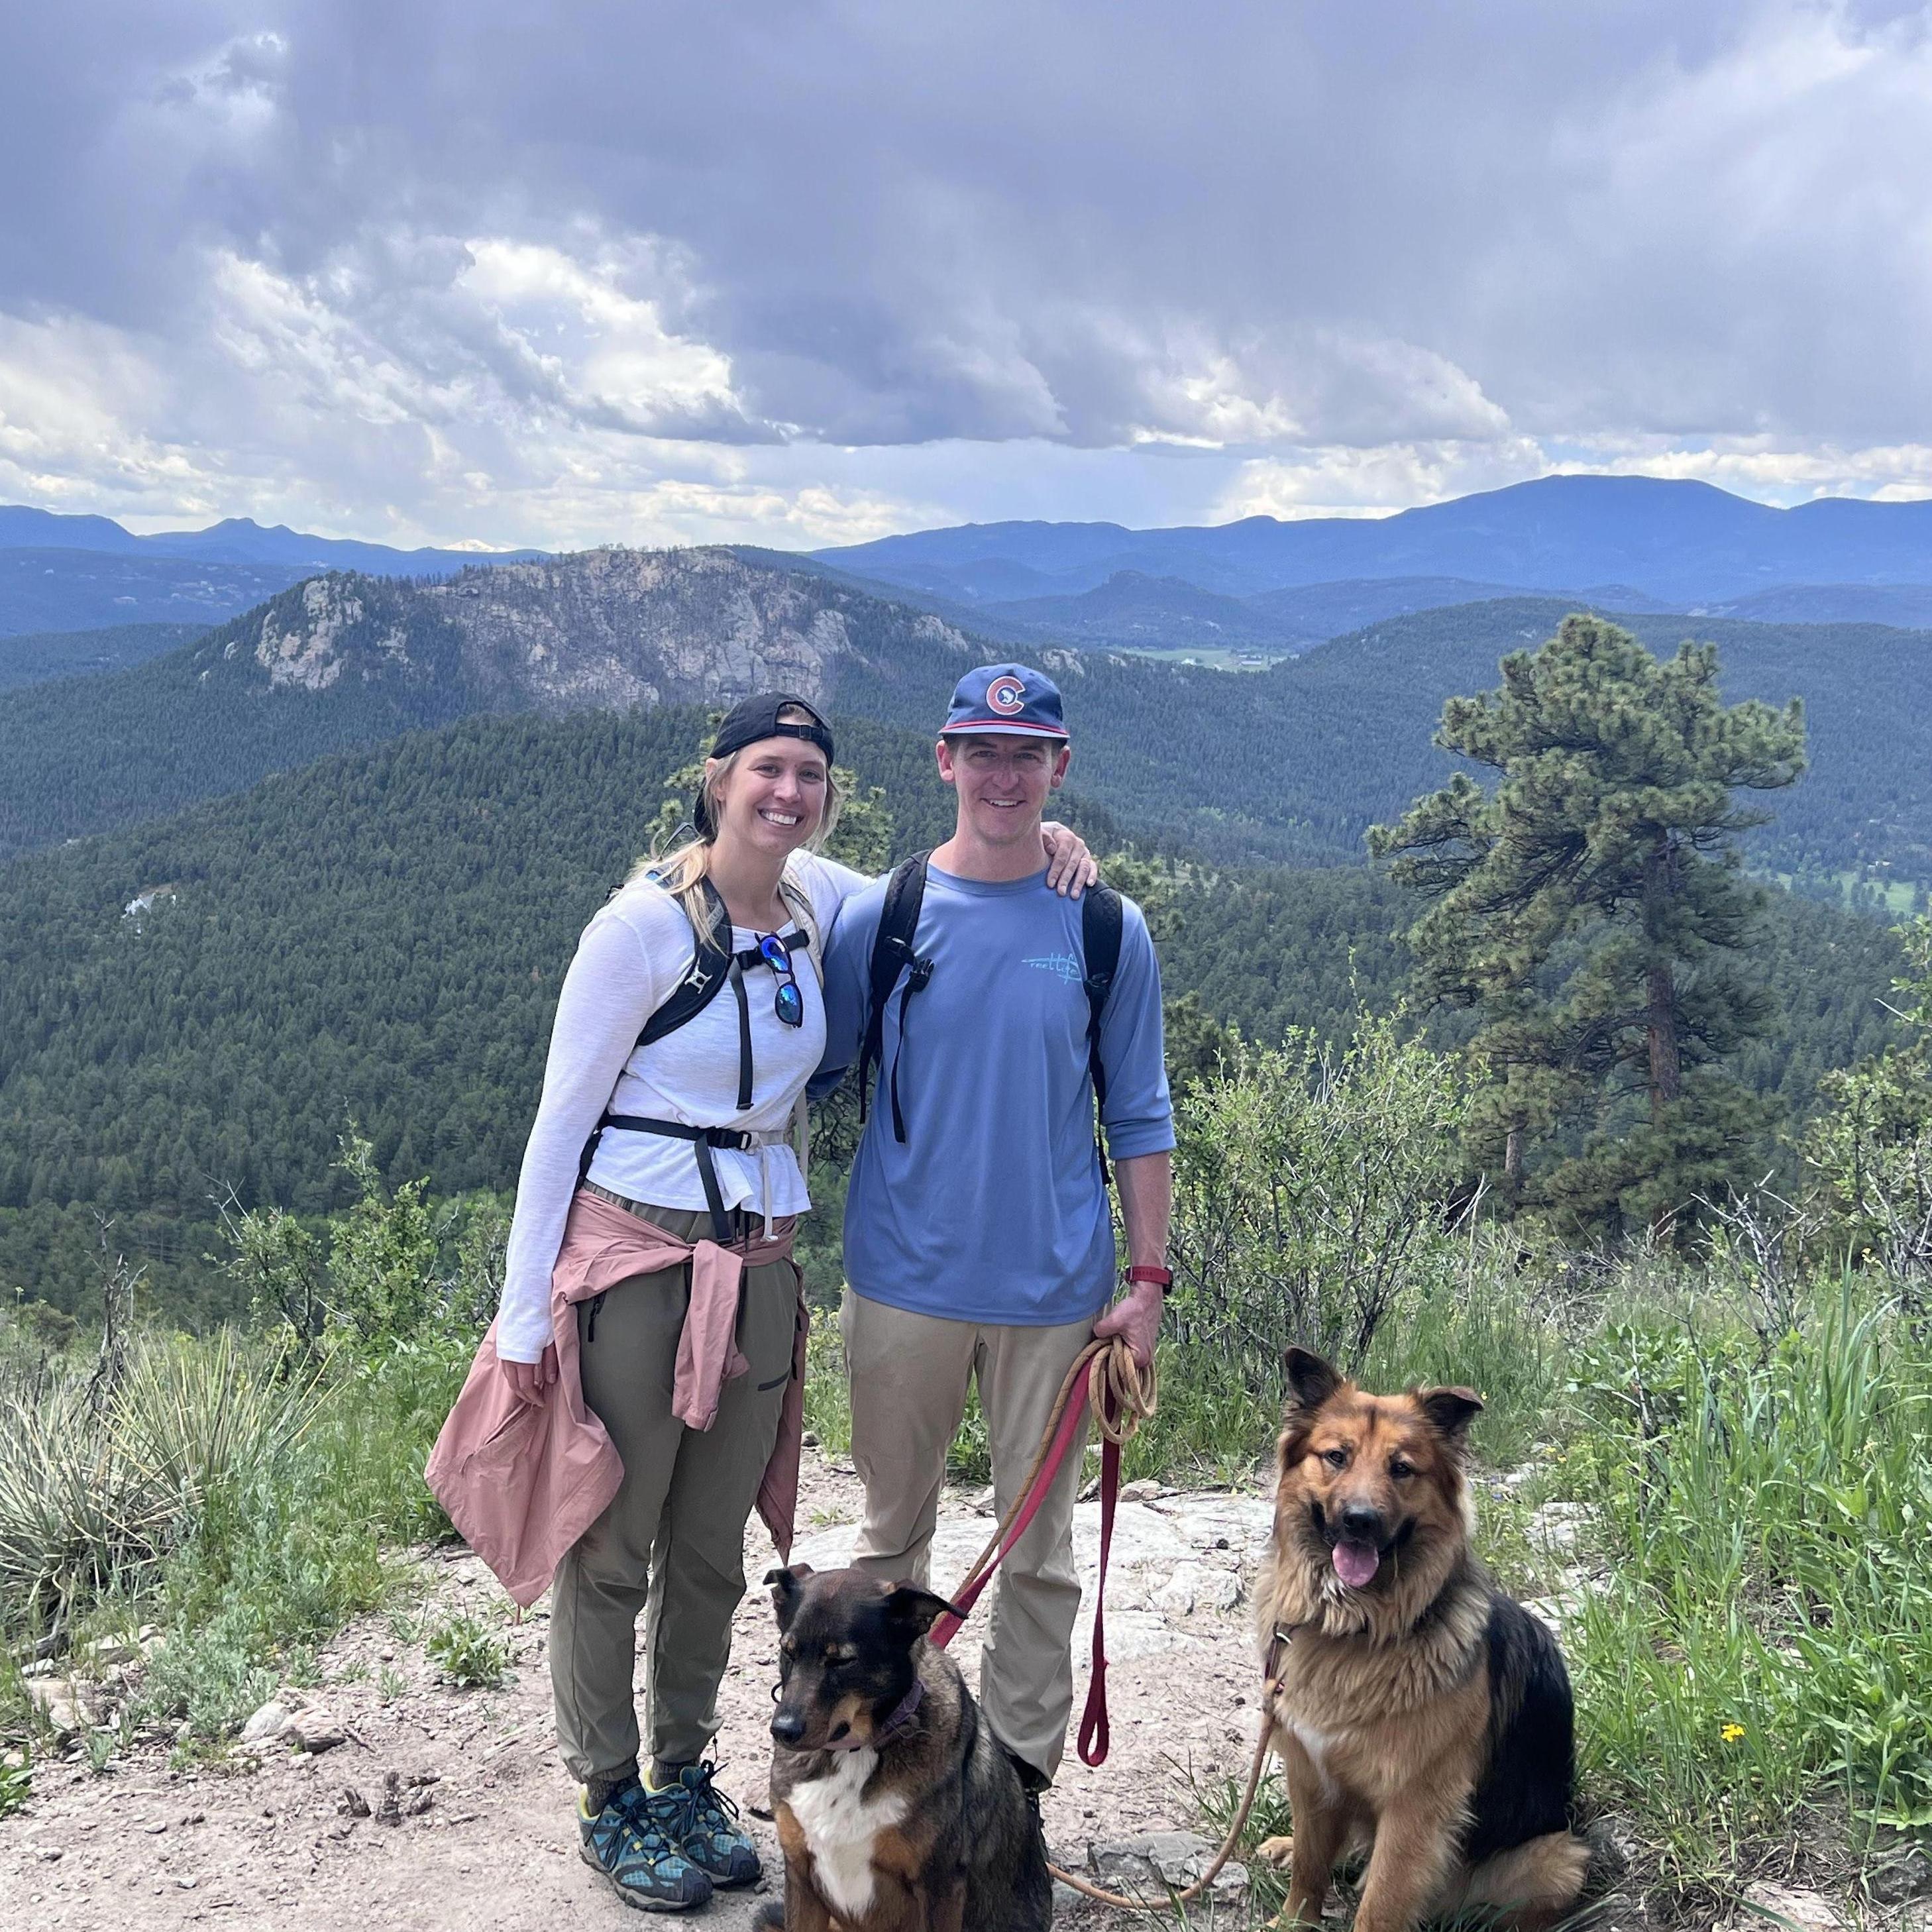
top-left (939, 663), bottom-right (1069, 741)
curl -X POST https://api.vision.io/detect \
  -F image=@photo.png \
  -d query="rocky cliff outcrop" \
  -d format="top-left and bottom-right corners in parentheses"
top-left (192, 547), bottom-right (977, 718)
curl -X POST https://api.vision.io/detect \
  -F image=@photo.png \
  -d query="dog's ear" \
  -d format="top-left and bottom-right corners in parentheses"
top-left (879, 1582), bottom-right (958, 1640)
top-left (1416, 1385), bottom-right (1483, 1447)
top-left (1283, 1346), bottom-right (1344, 1415)
top-left (765, 1562), bottom-right (814, 1629)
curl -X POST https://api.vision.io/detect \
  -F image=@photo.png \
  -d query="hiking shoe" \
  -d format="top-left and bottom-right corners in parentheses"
top-left (577, 1779), bottom-right (713, 1913)
top-left (662, 1761), bottom-right (762, 1888)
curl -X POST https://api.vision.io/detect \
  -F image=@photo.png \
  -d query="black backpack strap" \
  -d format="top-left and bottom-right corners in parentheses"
top-left (857, 853), bottom-right (933, 1142)
top-left (637, 876), bottom-right (735, 1047)
top-left (1081, 885), bottom-right (1124, 1184)
top-left (578, 876), bottom-right (740, 1187)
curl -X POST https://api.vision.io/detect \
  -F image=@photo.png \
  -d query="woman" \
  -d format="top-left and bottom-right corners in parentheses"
top-left (457, 693), bottom-right (1093, 1914)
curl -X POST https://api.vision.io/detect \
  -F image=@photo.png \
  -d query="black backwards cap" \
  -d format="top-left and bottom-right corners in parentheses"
top-left (694, 693), bottom-right (836, 837)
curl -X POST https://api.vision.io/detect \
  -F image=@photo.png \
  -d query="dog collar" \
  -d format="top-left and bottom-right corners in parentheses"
top-left (827, 1680), bottom-right (924, 1752)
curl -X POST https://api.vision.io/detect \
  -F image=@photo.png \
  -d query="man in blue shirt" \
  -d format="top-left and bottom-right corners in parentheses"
top-left (814, 663), bottom-right (1174, 1790)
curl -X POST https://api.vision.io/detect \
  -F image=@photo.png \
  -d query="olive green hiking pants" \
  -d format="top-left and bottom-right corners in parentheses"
top-left (549, 1205), bottom-right (796, 1783)
top-left (841, 1288), bottom-right (1095, 1781)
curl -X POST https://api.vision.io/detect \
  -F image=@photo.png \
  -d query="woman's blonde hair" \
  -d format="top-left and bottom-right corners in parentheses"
top-left (631, 704), bottom-right (842, 939)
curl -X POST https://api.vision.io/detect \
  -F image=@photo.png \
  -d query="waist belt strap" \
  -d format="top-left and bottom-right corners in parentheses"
top-left (600, 1114), bottom-right (772, 1242)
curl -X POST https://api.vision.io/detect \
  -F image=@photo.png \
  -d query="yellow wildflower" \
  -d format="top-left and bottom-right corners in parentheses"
top-left (1720, 1723), bottom-right (1746, 1744)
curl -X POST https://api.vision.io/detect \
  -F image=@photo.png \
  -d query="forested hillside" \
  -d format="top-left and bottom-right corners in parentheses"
top-left (0, 700), bottom-right (1902, 1326)
top-left (0, 621), bottom-right (203, 692)
top-left (8, 537), bottom-right (1931, 896)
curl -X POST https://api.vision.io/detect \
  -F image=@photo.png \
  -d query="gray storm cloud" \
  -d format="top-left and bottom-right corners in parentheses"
top-left (2, 0), bottom-right (1930, 543)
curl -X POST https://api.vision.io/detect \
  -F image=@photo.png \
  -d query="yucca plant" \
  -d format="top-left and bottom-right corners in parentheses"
top-left (111, 1330), bottom-right (320, 1516)
top-left (0, 1333), bottom-right (319, 1646)
top-left (0, 1364), bottom-right (172, 1641)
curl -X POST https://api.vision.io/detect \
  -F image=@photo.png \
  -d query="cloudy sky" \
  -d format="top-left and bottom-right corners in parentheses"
top-left (4, 1), bottom-right (1932, 551)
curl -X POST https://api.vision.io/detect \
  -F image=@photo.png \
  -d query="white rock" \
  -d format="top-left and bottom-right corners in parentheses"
top-left (1089, 1831), bottom-right (1247, 1900)
top-left (26, 1678), bottom-right (91, 1742)
top-left (241, 1701), bottom-right (293, 1744)
top-left (1739, 1882), bottom-right (1844, 1931)
top-left (1194, 1566), bottom-right (1242, 1611)
top-left (1529, 1501), bottom-right (1589, 1556)
top-left (1152, 1561), bottom-right (1240, 1617)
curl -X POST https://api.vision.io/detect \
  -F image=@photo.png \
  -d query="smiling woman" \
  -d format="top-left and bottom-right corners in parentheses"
top-left (427, 689), bottom-right (865, 1911)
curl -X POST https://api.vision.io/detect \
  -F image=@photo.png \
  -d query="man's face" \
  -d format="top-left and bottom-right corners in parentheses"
top-left (936, 733), bottom-right (1071, 846)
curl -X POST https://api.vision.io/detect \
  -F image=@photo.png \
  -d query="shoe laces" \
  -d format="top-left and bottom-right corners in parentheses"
top-left (614, 1781), bottom-right (687, 1858)
top-left (677, 1761), bottom-right (744, 1839)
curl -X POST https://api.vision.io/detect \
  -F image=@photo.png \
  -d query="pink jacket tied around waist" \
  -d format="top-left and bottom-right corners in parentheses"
top-left (425, 1189), bottom-right (808, 1609)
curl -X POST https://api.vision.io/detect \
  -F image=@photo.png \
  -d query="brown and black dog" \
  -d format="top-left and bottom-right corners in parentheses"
top-left (760, 1564), bottom-right (1051, 1932)
top-left (1252, 1347), bottom-right (1590, 1931)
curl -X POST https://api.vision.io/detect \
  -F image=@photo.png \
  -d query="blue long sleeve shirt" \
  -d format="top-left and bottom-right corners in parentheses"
top-left (814, 862), bottom-right (1173, 1327)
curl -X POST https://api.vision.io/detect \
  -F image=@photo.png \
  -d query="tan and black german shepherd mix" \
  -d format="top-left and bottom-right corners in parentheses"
top-left (759, 1564), bottom-right (1051, 1932)
top-left (1254, 1348), bottom-right (1590, 1931)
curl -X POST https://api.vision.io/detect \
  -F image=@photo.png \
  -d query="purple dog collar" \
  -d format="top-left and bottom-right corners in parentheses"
top-left (826, 1679), bottom-right (924, 1752)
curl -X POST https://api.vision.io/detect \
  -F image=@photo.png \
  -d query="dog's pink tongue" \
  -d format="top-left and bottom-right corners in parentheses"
top-left (1333, 1540), bottom-right (1380, 1588)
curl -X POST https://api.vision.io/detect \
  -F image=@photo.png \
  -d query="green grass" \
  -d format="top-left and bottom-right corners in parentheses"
top-left (1558, 1279), bottom-right (1931, 1890)
top-left (0, 1746), bottom-right (30, 1817)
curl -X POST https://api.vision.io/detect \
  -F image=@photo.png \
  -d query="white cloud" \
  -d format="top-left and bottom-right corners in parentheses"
top-left (5, 2), bottom-right (1932, 544)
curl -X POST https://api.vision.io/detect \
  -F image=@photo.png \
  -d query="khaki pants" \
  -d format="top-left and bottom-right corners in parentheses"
top-left (551, 1206), bottom-right (798, 1783)
top-left (841, 1289), bottom-right (1095, 1780)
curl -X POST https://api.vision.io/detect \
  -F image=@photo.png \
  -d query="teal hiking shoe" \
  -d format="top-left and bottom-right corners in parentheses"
top-left (661, 1762), bottom-right (763, 1889)
top-left (577, 1778), bottom-right (714, 1913)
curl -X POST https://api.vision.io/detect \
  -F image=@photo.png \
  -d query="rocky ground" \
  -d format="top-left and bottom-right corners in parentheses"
top-left (0, 1451), bottom-right (1283, 1931)
top-left (3, 1449), bottom-right (1921, 1931)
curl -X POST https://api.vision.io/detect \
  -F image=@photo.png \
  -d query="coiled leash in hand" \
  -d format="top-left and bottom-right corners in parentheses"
top-left (925, 1334), bottom-right (1281, 1912)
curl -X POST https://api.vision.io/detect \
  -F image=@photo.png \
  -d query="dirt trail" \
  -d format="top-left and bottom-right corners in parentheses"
top-left (1, 1452), bottom-right (1276, 1931)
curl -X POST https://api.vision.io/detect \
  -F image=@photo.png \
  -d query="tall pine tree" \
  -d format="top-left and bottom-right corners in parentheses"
top-left (1370, 614), bottom-right (1806, 1238)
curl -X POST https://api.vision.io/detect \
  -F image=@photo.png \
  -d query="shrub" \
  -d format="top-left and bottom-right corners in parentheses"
top-left (1167, 1011), bottom-right (1470, 1385)
top-left (1805, 914), bottom-right (1932, 1283)
top-left (425, 1613), bottom-right (509, 1690)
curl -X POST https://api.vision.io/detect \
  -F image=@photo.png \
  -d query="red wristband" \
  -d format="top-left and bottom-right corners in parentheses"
top-left (1124, 1265), bottom-right (1173, 1291)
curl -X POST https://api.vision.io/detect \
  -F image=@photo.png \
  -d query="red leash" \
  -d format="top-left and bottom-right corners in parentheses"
top-left (913, 1340), bottom-right (1281, 1915)
top-left (928, 1340), bottom-right (1148, 1767)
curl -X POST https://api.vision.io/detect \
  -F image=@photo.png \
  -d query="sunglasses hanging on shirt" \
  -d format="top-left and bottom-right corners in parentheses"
top-left (759, 932), bottom-right (804, 1028)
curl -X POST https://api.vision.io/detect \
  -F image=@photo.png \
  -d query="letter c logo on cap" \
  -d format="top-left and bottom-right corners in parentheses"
top-left (987, 674), bottom-right (1026, 715)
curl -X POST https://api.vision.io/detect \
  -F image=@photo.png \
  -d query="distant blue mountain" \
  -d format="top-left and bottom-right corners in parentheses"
top-left (814, 476), bottom-right (1932, 609)
top-left (0, 505), bottom-right (543, 576)
top-left (0, 506), bottom-right (547, 635)
top-left (975, 570), bottom-right (1580, 652)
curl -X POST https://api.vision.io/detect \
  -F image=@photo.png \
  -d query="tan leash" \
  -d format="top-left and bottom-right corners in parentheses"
top-left (929, 1333), bottom-right (1286, 1911)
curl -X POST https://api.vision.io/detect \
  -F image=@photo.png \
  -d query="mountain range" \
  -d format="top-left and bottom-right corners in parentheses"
top-left (0, 504), bottom-right (543, 635)
top-left (812, 475), bottom-right (1932, 619)
top-left (13, 476), bottom-right (1932, 643)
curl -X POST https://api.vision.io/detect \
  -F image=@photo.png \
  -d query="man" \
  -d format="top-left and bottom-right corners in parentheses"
top-left (814, 662), bottom-right (1174, 1792)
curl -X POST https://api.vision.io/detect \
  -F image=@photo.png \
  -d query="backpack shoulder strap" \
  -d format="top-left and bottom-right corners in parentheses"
top-left (1081, 884), bottom-right (1125, 1183)
top-left (637, 875), bottom-right (736, 1048)
top-left (858, 852), bottom-right (933, 1140)
top-left (778, 873), bottom-right (823, 986)
top-left (578, 874), bottom-right (737, 1183)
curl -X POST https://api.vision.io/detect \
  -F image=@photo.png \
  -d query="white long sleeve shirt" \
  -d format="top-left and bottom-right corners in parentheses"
top-left (495, 849), bottom-right (871, 1362)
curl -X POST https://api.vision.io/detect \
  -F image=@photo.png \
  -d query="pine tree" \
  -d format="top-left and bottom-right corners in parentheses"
top-left (1369, 614), bottom-right (1806, 1236)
